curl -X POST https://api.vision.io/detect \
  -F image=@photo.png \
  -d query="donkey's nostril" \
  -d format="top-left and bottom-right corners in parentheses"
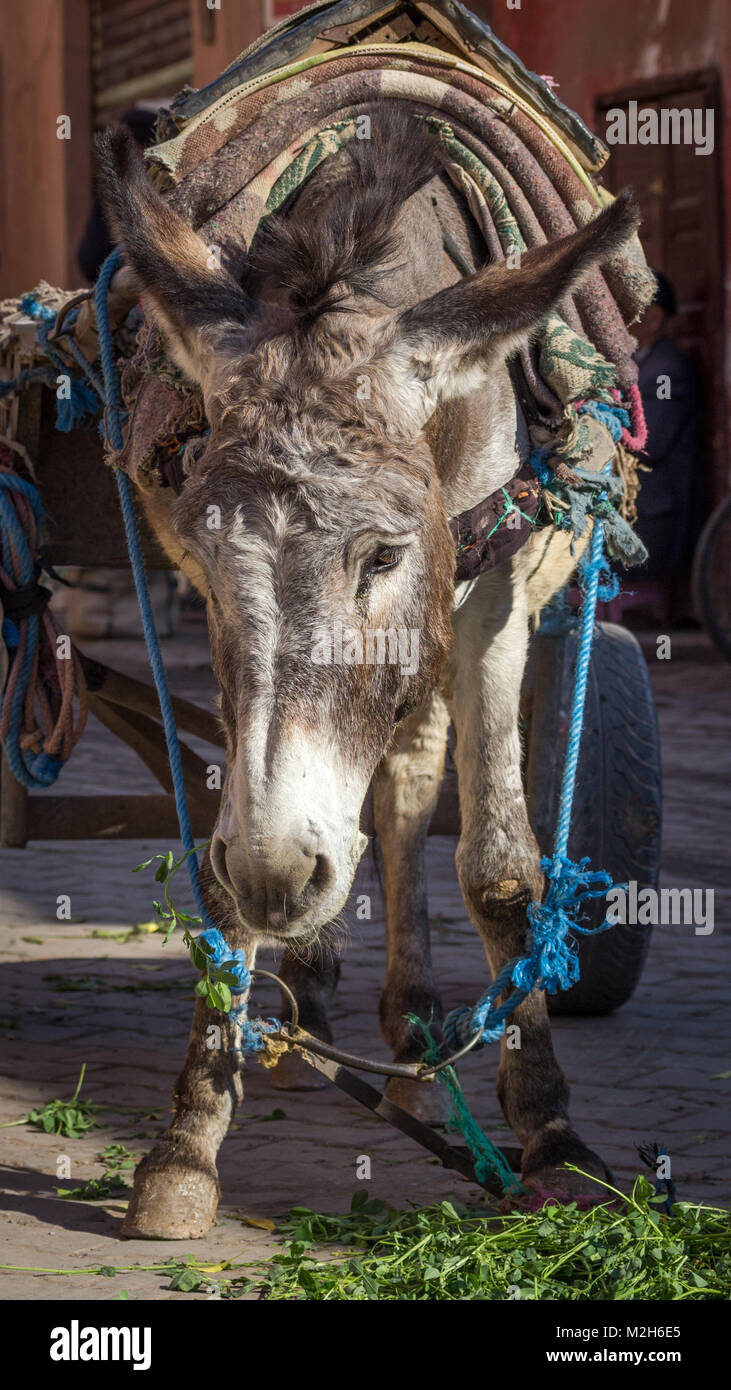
top-left (308, 852), bottom-right (334, 897)
top-left (262, 851), bottom-right (335, 931)
top-left (211, 835), bottom-right (233, 894)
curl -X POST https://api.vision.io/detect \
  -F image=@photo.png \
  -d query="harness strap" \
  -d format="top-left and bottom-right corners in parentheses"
top-left (450, 467), bottom-right (541, 582)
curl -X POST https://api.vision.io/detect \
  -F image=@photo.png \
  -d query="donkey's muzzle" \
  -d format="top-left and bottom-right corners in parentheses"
top-left (211, 831), bottom-right (335, 935)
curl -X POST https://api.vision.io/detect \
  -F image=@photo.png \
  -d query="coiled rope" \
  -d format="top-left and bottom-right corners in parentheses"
top-left (0, 446), bottom-right (88, 788)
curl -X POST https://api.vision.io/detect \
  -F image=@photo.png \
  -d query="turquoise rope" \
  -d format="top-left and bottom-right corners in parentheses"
top-left (409, 1014), bottom-right (523, 1195)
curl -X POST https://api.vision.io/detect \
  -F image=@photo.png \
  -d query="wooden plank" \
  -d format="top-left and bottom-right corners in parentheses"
top-left (20, 776), bottom-right (459, 844)
top-left (80, 655), bottom-right (224, 748)
top-left (25, 793), bottom-right (218, 841)
top-left (87, 694), bottom-right (216, 806)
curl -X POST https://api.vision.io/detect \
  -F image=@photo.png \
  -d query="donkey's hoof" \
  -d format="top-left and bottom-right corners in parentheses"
top-left (270, 1051), bottom-right (327, 1091)
top-left (519, 1164), bottom-right (611, 1207)
top-left (384, 1075), bottom-right (449, 1125)
top-left (122, 1147), bottom-right (219, 1240)
top-left (520, 1125), bottom-right (612, 1205)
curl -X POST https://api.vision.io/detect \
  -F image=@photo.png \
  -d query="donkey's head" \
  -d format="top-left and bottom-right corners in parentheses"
top-left (97, 115), bottom-right (638, 941)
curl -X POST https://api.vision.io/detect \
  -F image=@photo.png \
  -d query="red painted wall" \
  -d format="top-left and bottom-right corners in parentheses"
top-left (488, 0), bottom-right (726, 128)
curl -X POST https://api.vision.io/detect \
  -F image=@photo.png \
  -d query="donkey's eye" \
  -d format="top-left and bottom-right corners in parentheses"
top-left (356, 546), bottom-right (404, 598)
top-left (368, 547), bottom-right (401, 574)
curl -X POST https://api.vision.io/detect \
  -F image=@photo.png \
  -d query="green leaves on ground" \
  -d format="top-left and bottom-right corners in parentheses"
top-left (55, 1143), bottom-right (140, 1200)
top-left (1, 1064), bottom-right (98, 1138)
top-left (4, 1176), bottom-right (728, 1299)
top-left (99, 1143), bottom-right (137, 1171)
top-left (228, 1179), bottom-right (731, 1301)
top-left (56, 1172), bottom-right (129, 1201)
top-left (167, 1264), bottom-right (212, 1293)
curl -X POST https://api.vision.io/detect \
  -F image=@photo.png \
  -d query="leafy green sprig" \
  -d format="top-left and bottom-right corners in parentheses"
top-left (134, 844), bottom-right (207, 946)
top-left (135, 844), bottom-right (244, 1013)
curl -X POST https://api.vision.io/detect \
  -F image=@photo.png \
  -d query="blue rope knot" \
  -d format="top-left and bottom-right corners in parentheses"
top-left (229, 1006), bottom-right (282, 1056)
top-left (518, 854), bottom-right (615, 995)
top-left (443, 856), bottom-right (615, 1051)
top-left (443, 961), bottom-right (527, 1053)
top-left (197, 927), bottom-right (251, 993)
top-left (195, 926), bottom-right (281, 1055)
top-left (575, 398), bottom-right (629, 442)
top-left (529, 399), bottom-right (647, 568)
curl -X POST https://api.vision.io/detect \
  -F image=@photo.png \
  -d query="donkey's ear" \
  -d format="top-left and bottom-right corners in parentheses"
top-left (95, 127), bottom-right (256, 391)
top-left (382, 191), bottom-right (640, 428)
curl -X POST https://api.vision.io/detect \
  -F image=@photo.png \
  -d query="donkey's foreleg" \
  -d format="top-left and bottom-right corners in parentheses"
top-left (373, 688), bottom-right (451, 1121)
top-left (451, 566), bottom-right (609, 1194)
top-left (123, 993), bottom-right (246, 1240)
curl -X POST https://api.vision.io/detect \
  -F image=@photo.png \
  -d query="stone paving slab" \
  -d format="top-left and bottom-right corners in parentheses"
top-left (0, 626), bottom-right (728, 1299)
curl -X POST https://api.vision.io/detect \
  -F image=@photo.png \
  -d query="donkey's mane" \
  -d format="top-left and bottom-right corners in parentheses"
top-left (250, 106), bottom-right (444, 326)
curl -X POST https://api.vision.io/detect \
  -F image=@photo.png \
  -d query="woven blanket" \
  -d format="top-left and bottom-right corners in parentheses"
top-left (115, 37), bottom-right (654, 521)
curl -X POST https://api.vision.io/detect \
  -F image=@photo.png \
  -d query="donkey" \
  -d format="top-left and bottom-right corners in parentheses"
top-left (97, 108), bottom-right (639, 1238)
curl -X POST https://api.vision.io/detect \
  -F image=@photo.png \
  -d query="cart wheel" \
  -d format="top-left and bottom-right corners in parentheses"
top-left (526, 622), bottom-right (662, 1015)
top-left (692, 494), bottom-right (731, 661)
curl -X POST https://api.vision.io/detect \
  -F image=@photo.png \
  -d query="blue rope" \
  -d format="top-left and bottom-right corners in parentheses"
top-left (576, 398), bottom-right (629, 442)
top-left (0, 365), bottom-right (57, 399)
top-left (554, 520), bottom-right (602, 859)
top-left (443, 517), bottom-right (623, 1054)
top-left (197, 926), bottom-right (281, 1054)
top-left (94, 248), bottom-right (213, 930)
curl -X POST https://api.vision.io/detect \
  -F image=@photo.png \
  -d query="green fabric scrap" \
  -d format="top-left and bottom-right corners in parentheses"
top-left (539, 316), bottom-right (617, 403)
top-left (266, 119), bottom-right (356, 213)
top-left (547, 467), bottom-right (647, 567)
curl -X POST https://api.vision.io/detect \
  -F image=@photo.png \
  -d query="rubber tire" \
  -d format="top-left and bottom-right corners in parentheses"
top-left (525, 622), bottom-right (662, 1015)
top-left (691, 495), bottom-right (731, 661)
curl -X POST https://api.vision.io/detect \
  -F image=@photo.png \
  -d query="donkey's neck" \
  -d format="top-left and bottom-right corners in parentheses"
top-left (384, 178), bottom-right (528, 519)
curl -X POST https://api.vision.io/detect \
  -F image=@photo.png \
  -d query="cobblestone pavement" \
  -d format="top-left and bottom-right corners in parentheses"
top-left (1, 622), bottom-right (728, 1299)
